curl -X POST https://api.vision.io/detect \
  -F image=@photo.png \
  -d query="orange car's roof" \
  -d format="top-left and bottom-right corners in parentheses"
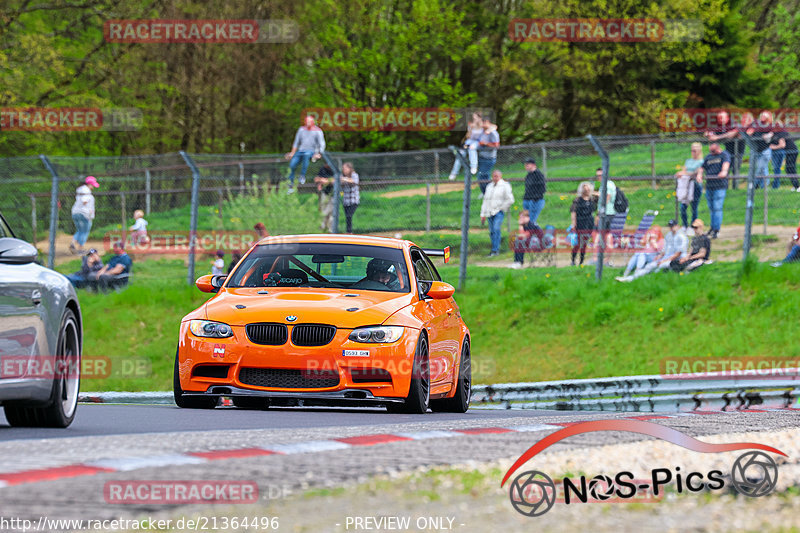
top-left (254, 234), bottom-right (410, 249)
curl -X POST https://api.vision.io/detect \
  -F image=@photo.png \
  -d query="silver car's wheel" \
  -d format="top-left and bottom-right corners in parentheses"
top-left (4, 308), bottom-right (81, 427)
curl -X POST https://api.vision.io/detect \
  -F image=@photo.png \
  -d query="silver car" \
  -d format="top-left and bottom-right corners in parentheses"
top-left (0, 213), bottom-right (82, 427)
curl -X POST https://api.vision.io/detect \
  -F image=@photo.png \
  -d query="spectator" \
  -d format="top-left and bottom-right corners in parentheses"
top-left (227, 250), bottom-right (243, 275)
top-left (676, 143), bottom-right (704, 229)
top-left (129, 209), bottom-right (149, 246)
top-left (522, 158), bottom-right (546, 225)
top-left (671, 218), bottom-right (710, 272)
top-left (94, 242), bottom-right (132, 291)
top-left (66, 248), bottom-right (103, 289)
top-left (616, 227), bottom-right (664, 281)
top-left (620, 219), bottom-right (688, 280)
top-left (569, 181), bottom-right (597, 266)
top-left (704, 110), bottom-right (744, 185)
top-left (212, 250), bottom-right (225, 276)
top-left (746, 110), bottom-right (775, 189)
top-left (341, 162), bottom-right (360, 233)
top-left (284, 115), bottom-right (325, 193)
top-left (769, 128), bottom-right (799, 191)
top-left (448, 112), bottom-right (484, 179)
top-left (698, 143), bottom-right (730, 239)
top-left (69, 176), bottom-right (99, 254)
top-left (592, 168), bottom-right (621, 265)
top-left (480, 170), bottom-right (514, 257)
top-left (512, 209), bottom-right (542, 269)
top-left (253, 223), bottom-right (269, 239)
top-left (771, 219), bottom-right (800, 267)
top-left (476, 118), bottom-right (500, 195)
top-left (314, 164), bottom-right (336, 232)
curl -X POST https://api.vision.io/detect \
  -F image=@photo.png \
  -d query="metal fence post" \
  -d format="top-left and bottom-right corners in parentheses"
top-left (741, 134), bottom-right (757, 262)
top-left (425, 182), bottom-right (431, 233)
top-left (650, 140), bottom-right (656, 189)
top-left (29, 194), bottom-right (37, 244)
top-left (587, 135), bottom-right (609, 281)
top-left (238, 162), bottom-right (245, 193)
top-left (434, 151), bottom-right (439, 195)
top-left (541, 145), bottom-right (548, 177)
top-left (321, 153), bottom-right (342, 233)
top-left (145, 169), bottom-right (152, 215)
top-left (763, 181), bottom-right (768, 235)
top-left (180, 151), bottom-right (201, 285)
top-left (120, 192), bottom-right (127, 245)
top-left (450, 146), bottom-right (471, 291)
top-left (39, 155), bottom-right (59, 269)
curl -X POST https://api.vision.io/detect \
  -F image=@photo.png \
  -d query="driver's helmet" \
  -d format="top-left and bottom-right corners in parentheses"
top-left (366, 258), bottom-right (400, 289)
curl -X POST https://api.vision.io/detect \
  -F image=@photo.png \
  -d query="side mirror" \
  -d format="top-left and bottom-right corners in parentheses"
top-left (196, 275), bottom-right (227, 292)
top-left (0, 238), bottom-right (38, 265)
top-left (424, 281), bottom-right (455, 300)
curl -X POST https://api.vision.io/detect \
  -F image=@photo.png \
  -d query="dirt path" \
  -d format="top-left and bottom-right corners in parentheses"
top-left (380, 182), bottom-right (473, 198)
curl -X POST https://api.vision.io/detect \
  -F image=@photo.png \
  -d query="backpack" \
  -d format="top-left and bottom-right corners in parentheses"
top-left (614, 187), bottom-right (629, 213)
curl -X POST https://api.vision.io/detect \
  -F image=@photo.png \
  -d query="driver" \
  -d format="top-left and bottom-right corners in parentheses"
top-left (366, 258), bottom-right (401, 290)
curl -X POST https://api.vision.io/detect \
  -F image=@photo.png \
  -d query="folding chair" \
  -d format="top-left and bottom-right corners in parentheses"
top-left (620, 210), bottom-right (659, 250)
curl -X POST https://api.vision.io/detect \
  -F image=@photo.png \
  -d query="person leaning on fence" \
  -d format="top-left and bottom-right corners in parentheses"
top-left (284, 114), bottom-right (326, 193)
top-left (616, 227), bottom-right (664, 282)
top-left (769, 127), bottom-right (800, 191)
top-left (69, 175), bottom-right (99, 254)
top-left (620, 219), bottom-right (688, 281)
top-left (314, 163), bottom-right (336, 232)
top-left (746, 110), bottom-right (775, 190)
top-left (698, 143), bottom-right (730, 239)
top-left (569, 181), bottom-right (597, 266)
top-left (522, 158), bottom-right (546, 225)
top-left (66, 248), bottom-right (103, 289)
top-left (772, 220), bottom-right (800, 267)
top-left (480, 170), bottom-right (514, 257)
top-left (671, 218), bottom-right (710, 272)
top-left (676, 142), bottom-right (704, 230)
top-left (704, 110), bottom-right (744, 185)
top-left (476, 118), bottom-right (500, 196)
top-left (448, 112), bottom-right (484, 179)
top-left (341, 162), bottom-right (360, 233)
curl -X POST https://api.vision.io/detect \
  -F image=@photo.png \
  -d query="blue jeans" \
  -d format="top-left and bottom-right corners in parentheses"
top-left (782, 244), bottom-right (800, 264)
top-left (771, 149), bottom-right (785, 188)
top-left (623, 252), bottom-right (658, 276)
top-left (66, 273), bottom-right (90, 289)
top-left (523, 199), bottom-right (545, 225)
top-left (72, 213), bottom-right (92, 246)
top-left (753, 147), bottom-right (772, 189)
top-left (449, 141), bottom-right (479, 176)
top-left (706, 187), bottom-right (727, 232)
top-left (680, 182), bottom-right (702, 228)
top-left (288, 151), bottom-right (314, 185)
top-left (477, 157), bottom-right (496, 193)
top-left (488, 211), bottom-right (505, 253)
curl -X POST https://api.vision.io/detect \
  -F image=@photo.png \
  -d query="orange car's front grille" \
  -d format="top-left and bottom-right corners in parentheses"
top-left (238, 368), bottom-right (340, 389)
top-left (291, 324), bottom-right (336, 347)
top-left (245, 323), bottom-right (288, 345)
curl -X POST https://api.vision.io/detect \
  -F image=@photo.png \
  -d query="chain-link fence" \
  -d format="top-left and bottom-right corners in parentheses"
top-left (2, 131), bottom-right (798, 284)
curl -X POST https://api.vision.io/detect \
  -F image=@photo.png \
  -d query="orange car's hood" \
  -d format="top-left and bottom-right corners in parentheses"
top-left (204, 287), bottom-right (415, 328)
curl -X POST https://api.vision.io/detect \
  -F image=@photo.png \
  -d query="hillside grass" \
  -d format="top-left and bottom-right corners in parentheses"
top-left (59, 256), bottom-right (800, 391)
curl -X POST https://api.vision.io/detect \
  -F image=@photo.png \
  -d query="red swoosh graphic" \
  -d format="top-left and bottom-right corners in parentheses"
top-left (501, 419), bottom-right (787, 487)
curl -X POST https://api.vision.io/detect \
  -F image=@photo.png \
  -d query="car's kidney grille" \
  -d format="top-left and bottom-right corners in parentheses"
top-left (291, 324), bottom-right (336, 346)
top-left (238, 368), bottom-right (340, 389)
top-left (245, 323), bottom-right (288, 345)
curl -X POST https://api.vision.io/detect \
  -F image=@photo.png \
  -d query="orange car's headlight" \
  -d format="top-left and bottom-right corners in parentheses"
top-left (348, 326), bottom-right (404, 343)
top-left (189, 319), bottom-right (233, 338)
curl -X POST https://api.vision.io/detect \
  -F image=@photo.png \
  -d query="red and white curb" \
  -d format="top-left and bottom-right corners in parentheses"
top-left (1, 409), bottom-right (797, 490)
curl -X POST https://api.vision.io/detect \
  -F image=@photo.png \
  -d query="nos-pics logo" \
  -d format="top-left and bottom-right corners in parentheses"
top-left (501, 420), bottom-right (785, 517)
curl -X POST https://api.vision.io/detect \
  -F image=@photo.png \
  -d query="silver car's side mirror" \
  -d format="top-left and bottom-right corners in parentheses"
top-left (0, 238), bottom-right (38, 265)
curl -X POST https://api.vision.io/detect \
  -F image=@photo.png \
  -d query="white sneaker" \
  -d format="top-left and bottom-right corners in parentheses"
top-left (795, 187), bottom-right (800, 192)
top-left (299, 176), bottom-right (306, 185)
top-left (470, 167), bottom-right (478, 175)
top-left (287, 186), bottom-right (295, 194)
top-left (448, 174), bottom-right (457, 181)
top-left (478, 192), bottom-right (484, 199)
top-left (512, 262), bottom-right (523, 269)
top-left (771, 261), bottom-right (783, 267)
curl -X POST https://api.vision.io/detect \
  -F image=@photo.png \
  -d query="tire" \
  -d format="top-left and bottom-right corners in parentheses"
top-left (232, 397), bottom-right (269, 410)
top-left (387, 334), bottom-right (430, 414)
top-left (431, 338), bottom-right (471, 413)
top-left (173, 348), bottom-right (218, 409)
top-left (4, 308), bottom-right (81, 428)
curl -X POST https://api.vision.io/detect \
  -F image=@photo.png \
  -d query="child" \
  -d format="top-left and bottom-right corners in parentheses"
top-left (129, 209), bottom-right (149, 245)
top-left (212, 250), bottom-right (225, 276)
top-left (512, 210), bottom-right (542, 269)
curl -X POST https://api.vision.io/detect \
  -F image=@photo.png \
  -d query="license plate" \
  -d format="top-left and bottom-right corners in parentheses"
top-left (342, 349), bottom-right (370, 357)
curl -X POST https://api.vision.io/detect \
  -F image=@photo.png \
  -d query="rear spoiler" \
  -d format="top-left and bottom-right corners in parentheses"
top-left (422, 246), bottom-right (451, 263)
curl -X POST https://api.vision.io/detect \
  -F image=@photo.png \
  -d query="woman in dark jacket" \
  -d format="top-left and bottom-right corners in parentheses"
top-left (569, 181), bottom-right (598, 266)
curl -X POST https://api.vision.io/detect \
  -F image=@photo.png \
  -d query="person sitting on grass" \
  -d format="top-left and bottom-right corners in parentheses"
top-left (619, 219), bottom-right (688, 281)
top-left (771, 220), bottom-right (800, 267)
top-left (670, 218), bottom-right (710, 273)
top-left (93, 242), bottom-right (133, 291)
top-left (66, 248), bottom-right (103, 289)
top-left (615, 227), bottom-right (663, 282)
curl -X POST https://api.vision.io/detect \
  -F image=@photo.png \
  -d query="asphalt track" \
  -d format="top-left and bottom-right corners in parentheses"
top-left (0, 404), bottom-right (567, 441)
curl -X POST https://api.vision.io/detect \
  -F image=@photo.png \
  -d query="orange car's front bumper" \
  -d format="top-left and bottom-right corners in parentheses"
top-left (177, 322), bottom-right (420, 402)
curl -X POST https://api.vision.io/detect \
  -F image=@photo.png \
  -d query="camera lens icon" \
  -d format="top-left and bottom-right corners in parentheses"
top-left (509, 470), bottom-right (556, 517)
top-left (731, 451), bottom-right (778, 497)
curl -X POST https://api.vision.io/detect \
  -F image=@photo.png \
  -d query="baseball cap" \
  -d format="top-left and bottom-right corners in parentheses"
top-left (667, 219), bottom-right (678, 226)
top-left (525, 158), bottom-right (537, 165)
top-left (87, 248), bottom-right (98, 255)
top-left (691, 218), bottom-right (704, 228)
top-left (85, 176), bottom-right (99, 188)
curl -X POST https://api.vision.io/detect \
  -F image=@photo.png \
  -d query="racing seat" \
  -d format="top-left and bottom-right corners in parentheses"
top-left (264, 268), bottom-right (308, 287)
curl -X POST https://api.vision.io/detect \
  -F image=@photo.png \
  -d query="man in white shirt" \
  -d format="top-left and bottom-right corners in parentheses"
top-left (480, 170), bottom-right (515, 256)
top-left (621, 219), bottom-right (688, 281)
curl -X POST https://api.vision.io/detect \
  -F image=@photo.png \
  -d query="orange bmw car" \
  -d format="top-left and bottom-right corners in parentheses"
top-left (174, 235), bottom-right (471, 413)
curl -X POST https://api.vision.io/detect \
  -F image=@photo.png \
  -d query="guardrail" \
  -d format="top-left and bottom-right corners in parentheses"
top-left (471, 370), bottom-right (800, 412)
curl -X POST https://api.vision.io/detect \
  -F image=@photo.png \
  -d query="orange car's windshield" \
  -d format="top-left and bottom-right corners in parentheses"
top-left (227, 243), bottom-right (410, 293)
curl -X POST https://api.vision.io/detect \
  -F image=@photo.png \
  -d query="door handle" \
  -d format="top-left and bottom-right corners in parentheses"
top-left (31, 289), bottom-right (42, 305)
